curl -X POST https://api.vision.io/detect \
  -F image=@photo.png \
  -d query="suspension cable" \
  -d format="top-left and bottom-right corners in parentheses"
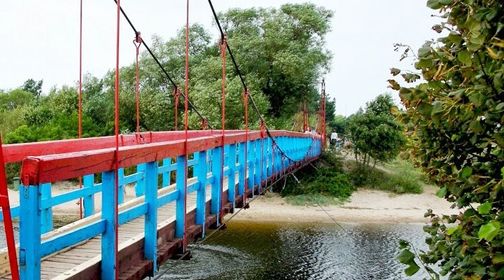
top-left (111, 0), bottom-right (212, 129)
top-left (243, 90), bottom-right (249, 205)
top-left (134, 32), bottom-right (142, 133)
top-left (77, 0), bottom-right (84, 220)
top-left (113, 0), bottom-right (121, 278)
top-left (206, 0), bottom-right (316, 164)
top-left (182, 0), bottom-right (190, 252)
top-left (219, 35), bottom-right (227, 223)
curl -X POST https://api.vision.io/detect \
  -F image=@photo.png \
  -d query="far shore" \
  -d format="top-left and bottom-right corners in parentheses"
top-left (231, 185), bottom-right (456, 224)
top-left (6, 183), bottom-right (456, 225)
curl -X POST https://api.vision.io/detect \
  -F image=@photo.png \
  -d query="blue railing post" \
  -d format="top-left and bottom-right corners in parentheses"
top-left (227, 144), bottom-right (236, 209)
top-left (266, 138), bottom-right (272, 178)
top-left (19, 184), bottom-right (41, 280)
top-left (83, 174), bottom-right (95, 217)
top-left (247, 141), bottom-right (255, 196)
top-left (136, 163), bottom-right (146, 196)
top-left (101, 171), bottom-right (117, 279)
top-left (254, 140), bottom-right (261, 193)
top-left (195, 150), bottom-right (207, 236)
top-left (40, 183), bottom-right (53, 233)
top-left (175, 155), bottom-right (186, 238)
top-left (162, 158), bottom-right (171, 187)
top-left (144, 161), bottom-right (158, 274)
top-left (211, 147), bottom-right (222, 224)
top-left (261, 138), bottom-right (267, 188)
top-left (238, 143), bottom-right (245, 197)
top-left (118, 168), bottom-right (125, 204)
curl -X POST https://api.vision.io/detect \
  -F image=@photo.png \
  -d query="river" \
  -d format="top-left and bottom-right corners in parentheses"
top-left (157, 221), bottom-right (429, 280)
top-left (0, 221), bottom-right (429, 279)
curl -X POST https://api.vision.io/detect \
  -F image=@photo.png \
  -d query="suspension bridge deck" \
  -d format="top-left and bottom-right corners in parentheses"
top-left (33, 179), bottom-right (230, 280)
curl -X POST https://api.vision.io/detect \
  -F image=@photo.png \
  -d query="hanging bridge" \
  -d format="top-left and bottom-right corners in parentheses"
top-left (0, 130), bottom-right (321, 279)
top-left (0, 0), bottom-right (328, 279)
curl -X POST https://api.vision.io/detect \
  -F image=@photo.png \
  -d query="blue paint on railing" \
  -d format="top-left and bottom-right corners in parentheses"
top-left (11, 134), bottom-right (321, 280)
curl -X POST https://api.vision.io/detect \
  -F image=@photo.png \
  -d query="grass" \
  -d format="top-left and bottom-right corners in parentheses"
top-left (280, 152), bottom-right (355, 206)
top-left (281, 153), bottom-right (426, 206)
top-left (285, 193), bottom-right (344, 206)
top-left (348, 159), bottom-right (424, 194)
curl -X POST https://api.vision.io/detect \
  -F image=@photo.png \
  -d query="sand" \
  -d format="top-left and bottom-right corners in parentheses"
top-left (231, 185), bottom-right (457, 224)
top-left (5, 183), bottom-right (456, 224)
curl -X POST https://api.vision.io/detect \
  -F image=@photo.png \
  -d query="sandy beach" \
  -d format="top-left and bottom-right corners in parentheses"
top-left (232, 185), bottom-right (456, 224)
top-left (5, 183), bottom-right (456, 225)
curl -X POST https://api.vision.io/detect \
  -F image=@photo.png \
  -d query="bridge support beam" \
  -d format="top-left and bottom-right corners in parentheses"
top-left (211, 147), bottom-right (222, 225)
top-left (144, 161), bottom-right (158, 274)
top-left (227, 144), bottom-right (236, 209)
top-left (101, 171), bottom-right (117, 280)
top-left (162, 158), bottom-right (171, 188)
top-left (118, 168), bottom-right (125, 204)
top-left (195, 150), bottom-right (207, 236)
top-left (175, 155), bottom-right (186, 240)
top-left (83, 174), bottom-right (95, 217)
top-left (238, 143), bottom-right (245, 199)
top-left (135, 163), bottom-right (146, 196)
top-left (247, 141), bottom-right (254, 197)
top-left (40, 183), bottom-right (53, 234)
top-left (19, 185), bottom-right (41, 280)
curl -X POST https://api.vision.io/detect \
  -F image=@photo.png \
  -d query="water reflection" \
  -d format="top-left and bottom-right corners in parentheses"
top-left (158, 221), bottom-right (428, 280)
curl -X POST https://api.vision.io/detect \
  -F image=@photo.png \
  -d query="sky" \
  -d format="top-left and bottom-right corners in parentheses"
top-left (0, 0), bottom-right (440, 116)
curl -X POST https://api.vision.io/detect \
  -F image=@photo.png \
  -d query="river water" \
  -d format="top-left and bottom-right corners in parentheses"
top-left (157, 221), bottom-right (429, 280)
top-left (0, 221), bottom-right (429, 279)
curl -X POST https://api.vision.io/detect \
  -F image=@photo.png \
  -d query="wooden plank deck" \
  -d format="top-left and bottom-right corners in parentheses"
top-left (1, 173), bottom-right (238, 280)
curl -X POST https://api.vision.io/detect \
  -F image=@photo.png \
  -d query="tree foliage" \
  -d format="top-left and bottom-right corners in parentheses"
top-left (220, 4), bottom-right (333, 120)
top-left (347, 94), bottom-right (405, 167)
top-left (0, 4), bottom-right (332, 143)
top-left (390, 0), bottom-right (504, 278)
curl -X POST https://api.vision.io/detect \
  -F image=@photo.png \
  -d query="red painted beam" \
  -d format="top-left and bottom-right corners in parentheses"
top-left (20, 130), bottom-right (319, 186)
top-left (4, 130), bottom-right (221, 163)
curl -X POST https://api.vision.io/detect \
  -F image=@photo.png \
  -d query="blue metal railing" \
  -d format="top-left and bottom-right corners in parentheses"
top-left (1, 133), bottom-right (320, 280)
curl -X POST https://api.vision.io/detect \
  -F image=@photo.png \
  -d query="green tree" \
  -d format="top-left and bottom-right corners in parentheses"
top-left (347, 94), bottom-right (405, 167)
top-left (0, 89), bottom-right (34, 111)
top-left (390, 0), bottom-right (504, 278)
top-left (22, 79), bottom-right (43, 99)
top-left (220, 4), bottom-right (333, 120)
top-left (330, 115), bottom-right (347, 135)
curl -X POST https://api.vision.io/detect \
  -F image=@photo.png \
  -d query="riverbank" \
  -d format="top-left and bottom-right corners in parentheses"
top-left (4, 182), bottom-right (456, 225)
top-left (233, 185), bottom-right (456, 224)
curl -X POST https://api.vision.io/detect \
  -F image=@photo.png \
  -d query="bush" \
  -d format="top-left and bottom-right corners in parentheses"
top-left (349, 160), bottom-right (423, 194)
top-left (281, 153), bottom-right (355, 202)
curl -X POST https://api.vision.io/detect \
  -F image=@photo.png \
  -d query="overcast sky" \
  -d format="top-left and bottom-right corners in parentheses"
top-left (0, 0), bottom-right (440, 116)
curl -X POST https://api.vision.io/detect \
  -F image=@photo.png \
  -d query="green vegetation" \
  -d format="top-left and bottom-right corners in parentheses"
top-left (280, 153), bottom-right (354, 205)
top-left (390, 0), bottom-right (504, 278)
top-left (281, 151), bottom-right (426, 206)
top-left (347, 94), bottom-right (406, 167)
top-left (0, 4), bottom-right (334, 184)
top-left (0, 3), bottom-right (334, 144)
top-left (349, 159), bottom-right (424, 194)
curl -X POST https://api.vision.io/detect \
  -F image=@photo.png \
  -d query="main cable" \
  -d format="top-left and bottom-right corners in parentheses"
top-left (112, 0), bottom-right (212, 129)
top-left (207, 0), bottom-right (315, 165)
